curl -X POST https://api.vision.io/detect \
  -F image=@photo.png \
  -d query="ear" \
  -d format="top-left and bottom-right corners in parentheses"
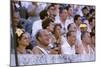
top-left (38, 37), bottom-right (41, 42)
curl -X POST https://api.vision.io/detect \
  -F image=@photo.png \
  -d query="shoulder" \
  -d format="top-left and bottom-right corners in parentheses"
top-left (32, 46), bottom-right (43, 54)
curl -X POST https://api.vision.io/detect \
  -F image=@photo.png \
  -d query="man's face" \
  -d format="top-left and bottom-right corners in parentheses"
top-left (39, 30), bottom-right (50, 46)
top-left (77, 17), bottom-right (82, 26)
top-left (48, 22), bottom-right (54, 32)
top-left (69, 23), bottom-right (77, 32)
top-left (13, 14), bottom-right (19, 27)
top-left (48, 6), bottom-right (56, 16)
top-left (68, 7), bottom-right (73, 16)
top-left (83, 9), bottom-right (89, 15)
top-left (68, 32), bottom-right (76, 45)
top-left (55, 26), bottom-right (62, 36)
top-left (60, 9), bottom-right (68, 21)
top-left (84, 32), bottom-right (91, 44)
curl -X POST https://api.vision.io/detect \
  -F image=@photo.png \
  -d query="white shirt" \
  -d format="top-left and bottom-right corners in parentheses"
top-left (61, 40), bottom-right (76, 55)
top-left (32, 20), bottom-right (42, 37)
top-left (55, 17), bottom-right (73, 36)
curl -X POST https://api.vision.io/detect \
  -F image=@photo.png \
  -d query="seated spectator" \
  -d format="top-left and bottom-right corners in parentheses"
top-left (61, 31), bottom-right (77, 55)
top-left (32, 30), bottom-right (60, 55)
top-left (16, 30), bottom-right (33, 54)
top-left (81, 31), bottom-right (94, 54)
top-left (42, 18), bottom-right (55, 48)
top-left (67, 23), bottom-right (77, 32)
top-left (88, 17), bottom-right (95, 32)
top-left (52, 24), bottom-right (62, 54)
top-left (90, 32), bottom-right (95, 52)
top-left (80, 23), bottom-right (87, 33)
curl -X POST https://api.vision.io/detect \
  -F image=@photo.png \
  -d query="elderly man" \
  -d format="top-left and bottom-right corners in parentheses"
top-left (32, 30), bottom-right (60, 55)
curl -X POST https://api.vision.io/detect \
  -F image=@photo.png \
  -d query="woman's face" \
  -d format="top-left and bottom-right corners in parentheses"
top-left (55, 26), bottom-right (61, 36)
top-left (19, 33), bottom-right (30, 46)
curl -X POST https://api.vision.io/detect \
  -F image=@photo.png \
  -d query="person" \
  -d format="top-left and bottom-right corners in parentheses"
top-left (32, 9), bottom-right (48, 37)
top-left (42, 18), bottom-right (55, 48)
top-left (74, 14), bottom-right (82, 45)
top-left (52, 24), bottom-right (62, 54)
top-left (67, 23), bottom-right (77, 32)
top-left (81, 32), bottom-right (94, 54)
top-left (47, 4), bottom-right (57, 21)
top-left (66, 5), bottom-right (74, 23)
top-left (16, 31), bottom-right (33, 54)
top-left (88, 17), bottom-right (95, 32)
top-left (32, 30), bottom-right (60, 55)
top-left (55, 7), bottom-right (71, 37)
top-left (61, 31), bottom-right (77, 55)
top-left (90, 32), bottom-right (95, 52)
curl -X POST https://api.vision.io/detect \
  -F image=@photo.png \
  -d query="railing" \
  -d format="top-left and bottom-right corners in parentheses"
top-left (10, 54), bottom-right (95, 66)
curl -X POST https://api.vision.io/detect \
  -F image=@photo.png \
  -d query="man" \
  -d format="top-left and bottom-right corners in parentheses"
top-left (61, 31), bottom-right (77, 55)
top-left (47, 4), bottom-right (57, 20)
top-left (32, 30), bottom-right (60, 55)
top-left (67, 23), bottom-right (77, 32)
top-left (74, 14), bottom-right (82, 45)
top-left (55, 7), bottom-right (71, 37)
top-left (32, 9), bottom-right (48, 37)
top-left (66, 5), bottom-right (74, 23)
top-left (42, 18), bottom-right (55, 48)
top-left (81, 32), bottom-right (94, 54)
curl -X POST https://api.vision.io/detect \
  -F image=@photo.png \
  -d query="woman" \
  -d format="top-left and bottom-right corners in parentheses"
top-left (16, 29), bottom-right (33, 54)
top-left (52, 24), bottom-right (63, 54)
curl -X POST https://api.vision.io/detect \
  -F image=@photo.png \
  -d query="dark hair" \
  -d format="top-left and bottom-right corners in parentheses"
top-left (59, 6), bottom-right (67, 14)
top-left (47, 4), bottom-right (55, 10)
top-left (89, 9), bottom-right (95, 14)
top-left (39, 9), bottom-right (48, 20)
top-left (16, 31), bottom-right (25, 47)
top-left (82, 7), bottom-right (88, 12)
top-left (66, 31), bottom-right (74, 39)
top-left (74, 14), bottom-right (81, 23)
top-left (53, 23), bottom-right (62, 34)
top-left (35, 30), bottom-right (41, 41)
top-left (90, 32), bottom-right (95, 38)
top-left (67, 23), bottom-right (73, 31)
top-left (66, 5), bottom-right (71, 11)
top-left (89, 17), bottom-right (95, 23)
top-left (42, 18), bottom-right (54, 29)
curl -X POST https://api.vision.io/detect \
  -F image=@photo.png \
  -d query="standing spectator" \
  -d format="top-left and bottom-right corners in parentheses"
top-left (32, 9), bottom-right (48, 37)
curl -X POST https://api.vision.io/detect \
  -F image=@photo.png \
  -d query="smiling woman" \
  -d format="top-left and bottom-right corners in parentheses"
top-left (16, 30), bottom-right (33, 54)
